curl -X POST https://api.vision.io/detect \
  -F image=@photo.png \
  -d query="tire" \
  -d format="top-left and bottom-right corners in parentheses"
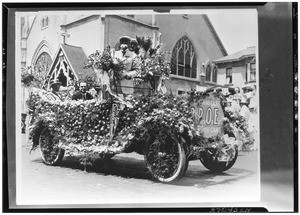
top-left (144, 134), bottom-right (187, 183)
top-left (200, 144), bottom-right (238, 172)
top-left (39, 127), bottom-right (65, 165)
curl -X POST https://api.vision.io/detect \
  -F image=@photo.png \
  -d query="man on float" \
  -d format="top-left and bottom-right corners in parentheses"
top-left (72, 82), bottom-right (93, 101)
top-left (49, 79), bottom-right (62, 101)
top-left (113, 36), bottom-right (140, 97)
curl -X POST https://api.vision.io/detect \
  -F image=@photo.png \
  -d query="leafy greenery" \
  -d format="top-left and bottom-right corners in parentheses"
top-left (28, 89), bottom-right (253, 169)
top-left (21, 66), bottom-right (46, 88)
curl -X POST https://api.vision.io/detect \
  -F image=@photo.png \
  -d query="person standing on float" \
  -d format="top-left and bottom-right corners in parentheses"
top-left (113, 36), bottom-right (140, 97)
top-left (49, 79), bottom-right (63, 101)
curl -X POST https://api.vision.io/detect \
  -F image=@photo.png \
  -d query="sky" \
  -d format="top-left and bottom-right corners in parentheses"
top-left (207, 9), bottom-right (258, 55)
top-left (22, 9), bottom-right (258, 56)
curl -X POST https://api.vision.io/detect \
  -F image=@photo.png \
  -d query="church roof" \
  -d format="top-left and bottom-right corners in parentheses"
top-left (60, 44), bottom-right (95, 78)
top-left (212, 46), bottom-right (256, 64)
top-left (202, 15), bottom-right (228, 56)
top-left (47, 43), bottom-right (95, 80)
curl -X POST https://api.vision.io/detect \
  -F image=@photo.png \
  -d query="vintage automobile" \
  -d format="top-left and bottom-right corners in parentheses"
top-left (27, 87), bottom-right (240, 183)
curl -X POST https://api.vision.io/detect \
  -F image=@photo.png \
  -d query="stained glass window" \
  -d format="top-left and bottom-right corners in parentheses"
top-left (205, 62), bottom-right (217, 83)
top-left (34, 52), bottom-right (52, 77)
top-left (212, 66), bottom-right (218, 83)
top-left (170, 36), bottom-right (197, 78)
top-left (205, 64), bottom-right (211, 82)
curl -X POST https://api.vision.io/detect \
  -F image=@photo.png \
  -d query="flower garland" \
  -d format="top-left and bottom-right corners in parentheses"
top-left (28, 88), bottom-right (253, 167)
top-left (133, 36), bottom-right (171, 90)
top-left (83, 46), bottom-right (125, 80)
top-left (21, 66), bottom-right (46, 88)
top-left (134, 51), bottom-right (170, 86)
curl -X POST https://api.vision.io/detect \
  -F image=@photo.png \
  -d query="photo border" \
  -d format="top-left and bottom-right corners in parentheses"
top-left (2, 2), bottom-right (297, 213)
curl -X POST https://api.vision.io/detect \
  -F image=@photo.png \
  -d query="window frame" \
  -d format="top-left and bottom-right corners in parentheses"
top-left (170, 36), bottom-right (197, 80)
top-left (226, 67), bottom-right (233, 84)
top-left (212, 65), bottom-right (218, 83)
top-left (41, 16), bottom-right (49, 30)
top-left (245, 63), bottom-right (248, 82)
top-left (205, 64), bottom-right (211, 82)
top-left (205, 62), bottom-right (218, 84)
top-left (250, 63), bottom-right (256, 81)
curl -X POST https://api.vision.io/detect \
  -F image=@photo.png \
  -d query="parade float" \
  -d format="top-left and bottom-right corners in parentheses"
top-left (25, 36), bottom-right (253, 183)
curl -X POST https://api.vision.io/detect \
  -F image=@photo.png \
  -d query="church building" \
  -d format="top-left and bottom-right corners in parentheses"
top-left (20, 13), bottom-right (228, 95)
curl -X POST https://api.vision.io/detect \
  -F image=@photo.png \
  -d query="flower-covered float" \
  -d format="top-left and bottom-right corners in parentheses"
top-left (27, 36), bottom-right (253, 183)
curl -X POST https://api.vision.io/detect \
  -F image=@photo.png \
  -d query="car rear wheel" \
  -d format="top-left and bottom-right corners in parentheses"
top-left (200, 144), bottom-right (238, 172)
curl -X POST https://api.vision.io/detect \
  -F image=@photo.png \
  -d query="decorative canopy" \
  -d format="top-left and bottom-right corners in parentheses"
top-left (44, 44), bottom-right (95, 89)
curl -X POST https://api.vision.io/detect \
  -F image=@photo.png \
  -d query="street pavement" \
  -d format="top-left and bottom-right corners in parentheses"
top-left (17, 134), bottom-right (263, 208)
top-left (16, 134), bottom-right (294, 212)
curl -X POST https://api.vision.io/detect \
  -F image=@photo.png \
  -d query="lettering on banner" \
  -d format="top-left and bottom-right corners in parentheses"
top-left (191, 94), bottom-right (225, 138)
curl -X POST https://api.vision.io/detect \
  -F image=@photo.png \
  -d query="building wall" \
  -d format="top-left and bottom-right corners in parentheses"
top-left (216, 57), bottom-right (256, 88)
top-left (105, 15), bottom-right (159, 48)
top-left (135, 15), bottom-right (154, 25)
top-left (64, 16), bottom-right (103, 56)
top-left (23, 13), bottom-right (228, 95)
top-left (166, 78), bottom-right (199, 95)
top-left (26, 14), bottom-right (64, 66)
top-left (155, 14), bottom-right (226, 94)
top-left (217, 65), bottom-right (246, 88)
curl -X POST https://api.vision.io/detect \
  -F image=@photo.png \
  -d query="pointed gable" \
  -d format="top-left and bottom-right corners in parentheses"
top-left (45, 44), bottom-right (95, 88)
top-left (60, 44), bottom-right (95, 79)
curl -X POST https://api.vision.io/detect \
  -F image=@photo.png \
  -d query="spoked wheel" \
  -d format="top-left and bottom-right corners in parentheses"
top-left (144, 135), bottom-right (187, 183)
top-left (200, 144), bottom-right (238, 172)
top-left (39, 127), bottom-right (64, 165)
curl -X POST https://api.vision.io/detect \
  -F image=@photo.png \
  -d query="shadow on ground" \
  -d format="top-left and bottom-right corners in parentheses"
top-left (32, 154), bottom-right (256, 187)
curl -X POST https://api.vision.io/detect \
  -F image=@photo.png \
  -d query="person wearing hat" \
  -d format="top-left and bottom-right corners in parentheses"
top-left (214, 86), bottom-right (222, 94)
top-left (248, 85), bottom-right (258, 150)
top-left (71, 82), bottom-right (93, 101)
top-left (50, 79), bottom-right (62, 101)
top-left (114, 36), bottom-right (140, 96)
top-left (129, 38), bottom-right (139, 55)
top-left (239, 97), bottom-right (250, 121)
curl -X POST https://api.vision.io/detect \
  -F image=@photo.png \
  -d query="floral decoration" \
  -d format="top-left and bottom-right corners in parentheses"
top-left (133, 36), bottom-right (171, 90)
top-left (21, 66), bottom-right (46, 88)
top-left (83, 45), bottom-right (125, 80)
top-left (28, 89), bottom-right (253, 166)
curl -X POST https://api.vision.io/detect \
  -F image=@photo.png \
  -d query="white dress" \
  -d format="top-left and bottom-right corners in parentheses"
top-left (114, 50), bottom-right (140, 95)
top-left (248, 93), bottom-right (258, 150)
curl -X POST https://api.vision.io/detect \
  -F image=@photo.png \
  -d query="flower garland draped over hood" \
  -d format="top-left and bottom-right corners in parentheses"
top-left (28, 88), bottom-right (253, 161)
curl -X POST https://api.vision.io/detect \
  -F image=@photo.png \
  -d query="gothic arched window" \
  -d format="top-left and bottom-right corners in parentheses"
top-left (41, 16), bottom-right (49, 29)
top-left (205, 61), bottom-right (218, 83)
top-left (170, 36), bottom-right (197, 78)
top-left (45, 16), bottom-right (49, 26)
top-left (212, 66), bottom-right (218, 83)
top-left (205, 64), bottom-right (211, 82)
top-left (34, 52), bottom-right (52, 77)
